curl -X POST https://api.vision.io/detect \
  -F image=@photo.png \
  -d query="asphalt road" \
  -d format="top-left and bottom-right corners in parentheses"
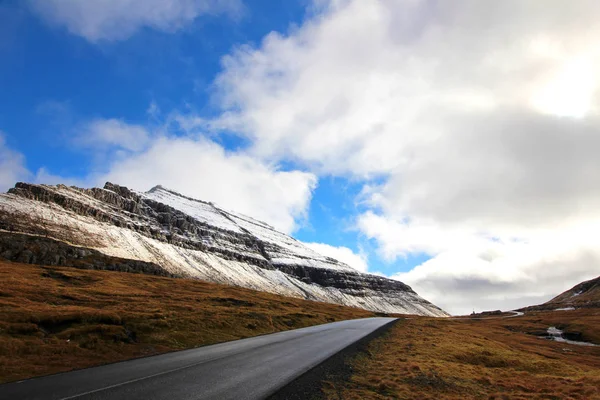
top-left (450, 310), bottom-right (525, 320)
top-left (0, 317), bottom-right (396, 400)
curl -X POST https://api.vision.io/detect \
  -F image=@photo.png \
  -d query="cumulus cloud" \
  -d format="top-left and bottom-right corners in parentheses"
top-left (66, 117), bottom-right (316, 234)
top-left (211, 0), bottom-right (600, 314)
top-left (0, 132), bottom-right (30, 192)
top-left (394, 244), bottom-right (600, 316)
top-left (0, 130), bottom-right (84, 191)
top-left (366, 111), bottom-right (600, 232)
top-left (215, 1), bottom-right (600, 176)
top-left (97, 135), bottom-right (316, 233)
top-left (28, 0), bottom-right (243, 42)
top-left (75, 118), bottom-right (151, 152)
top-left (34, 168), bottom-right (87, 188)
top-left (304, 242), bottom-right (368, 273)
top-left (361, 213), bottom-right (600, 314)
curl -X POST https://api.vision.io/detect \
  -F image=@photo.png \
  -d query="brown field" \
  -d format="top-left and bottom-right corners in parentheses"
top-left (0, 260), bottom-right (374, 384)
top-left (324, 309), bottom-right (600, 399)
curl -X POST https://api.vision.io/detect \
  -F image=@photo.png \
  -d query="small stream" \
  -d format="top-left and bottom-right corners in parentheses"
top-left (547, 327), bottom-right (597, 347)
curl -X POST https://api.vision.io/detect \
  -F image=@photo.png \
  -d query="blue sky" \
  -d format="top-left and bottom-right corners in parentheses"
top-left (1, 1), bottom-right (302, 178)
top-left (0, 0), bottom-right (418, 277)
top-left (1, 1), bottom-right (600, 315)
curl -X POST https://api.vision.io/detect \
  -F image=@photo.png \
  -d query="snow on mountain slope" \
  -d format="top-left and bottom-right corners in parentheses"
top-left (142, 186), bottom-right (354, 272)
top-left (143, 186), bottom-right (245, 234)
top-left (0, 182), bottom-right (448, 316)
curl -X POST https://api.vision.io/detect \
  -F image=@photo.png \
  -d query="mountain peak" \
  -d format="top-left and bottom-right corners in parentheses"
top-left (147, 185), bottom-right (165, 193)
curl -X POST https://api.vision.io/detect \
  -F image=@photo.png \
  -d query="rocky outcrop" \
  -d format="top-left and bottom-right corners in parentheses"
top-left (7, 182), bottom-right (272, 268)
top-left (0, 182), bottom-right (448, 316)
top-left (0, 232), bottom-right (177, 278)
top-left (275, 263), bottom-right (413, 293)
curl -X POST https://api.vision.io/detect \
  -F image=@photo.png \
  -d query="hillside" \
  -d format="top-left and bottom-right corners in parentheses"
top-left (0, 182), bottom-right (447, 316)
top-left (544, 275), bottom-right (600, 308)
top-left (520, 275), bottom-right (600, 311)
top-left (0, 260), bottom-right (375, 384)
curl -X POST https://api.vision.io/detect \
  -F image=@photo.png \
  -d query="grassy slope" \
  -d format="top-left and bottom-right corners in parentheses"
top-left (543, 275), bottom-right (600, 309)
top-left (0, 260), bottom-right (374, 384)
top-left (324, 309), bottom-right (600, 400)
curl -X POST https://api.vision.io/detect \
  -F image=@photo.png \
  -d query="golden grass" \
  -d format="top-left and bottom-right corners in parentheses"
top-left (0, 260), bottom-right (374, 384)
top-left (324, 310), bottom-right (600, 400)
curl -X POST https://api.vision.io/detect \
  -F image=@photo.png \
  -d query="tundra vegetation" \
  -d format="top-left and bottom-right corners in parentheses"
top-left (0, 260), bottom-right (374, 384)
top-left (323, 309), bottom-right (600, 399)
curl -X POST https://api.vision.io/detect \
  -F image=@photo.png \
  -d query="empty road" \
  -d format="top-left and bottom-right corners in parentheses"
top-left (0, 317), bottom-right (396, 400)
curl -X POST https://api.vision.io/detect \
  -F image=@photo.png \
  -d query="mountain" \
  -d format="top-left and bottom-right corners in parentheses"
top-left (520, 275), bottom-right (600, 311)
top-left (0, 182), bottom-right (448, 317)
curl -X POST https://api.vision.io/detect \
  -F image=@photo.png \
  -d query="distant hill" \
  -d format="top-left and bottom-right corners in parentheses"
top-left (520, 275), bottom-right (600, 311)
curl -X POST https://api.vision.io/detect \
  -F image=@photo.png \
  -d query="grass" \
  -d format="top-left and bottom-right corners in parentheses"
top-left (323, 309), bottom-right (600, 399)
top-left (527, 276), bottom-right (600, 311)
top-left (0, 260), bottom-right (374, 384)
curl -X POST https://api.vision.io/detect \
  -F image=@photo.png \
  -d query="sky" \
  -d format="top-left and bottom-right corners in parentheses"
top-left (1, 0), bottom-right (600, 315)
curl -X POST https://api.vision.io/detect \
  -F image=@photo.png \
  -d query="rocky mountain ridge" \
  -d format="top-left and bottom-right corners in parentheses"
top-left (0, 182), bottom-right (448, 316)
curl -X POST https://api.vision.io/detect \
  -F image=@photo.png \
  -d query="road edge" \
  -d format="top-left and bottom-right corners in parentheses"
top-left (267, 318), bottom-right (399, 400)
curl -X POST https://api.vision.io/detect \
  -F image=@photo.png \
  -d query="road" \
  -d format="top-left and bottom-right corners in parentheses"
top-left (0, 317), bottom-right (395, 400)
top-left (450, 310), bottom-right (525, 320)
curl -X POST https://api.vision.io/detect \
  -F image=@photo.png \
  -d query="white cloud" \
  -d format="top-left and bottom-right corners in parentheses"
top-left (82, 121), bottom-right (316, 234)
top-left (0, 130), bottom-right (84, 191)
top-left (210, 0), bottom-right (600, 313)
top-left (214, 1), bottom-right (600, 176)
top-left (530, 56), bottom-right (597, 118)
top-left (360, 213), bottom-right (600, 314)
top-left (23, 107), bottom-right (316, 234)
top-left (34, 167), bottom-right (86, 188)
top-left (391, 234), bottom-right (600, 316)
top-left (28, 0), bottom-right (243, 42)
top-left (357, 211), bottom-right (477, 260)
top-left (75, 118), bottom-right (151, 152)
top-left (304, 242), bottom-right (368, 273)
top-left (0, 132), bottom-right (30, 192)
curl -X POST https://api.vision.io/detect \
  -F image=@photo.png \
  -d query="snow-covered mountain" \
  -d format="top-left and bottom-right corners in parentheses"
top-left (0, 182), bottom-right (448, 316)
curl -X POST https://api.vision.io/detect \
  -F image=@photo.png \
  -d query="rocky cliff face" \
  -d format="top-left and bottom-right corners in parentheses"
top-left (0, 182), bottom-right (448, 316)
